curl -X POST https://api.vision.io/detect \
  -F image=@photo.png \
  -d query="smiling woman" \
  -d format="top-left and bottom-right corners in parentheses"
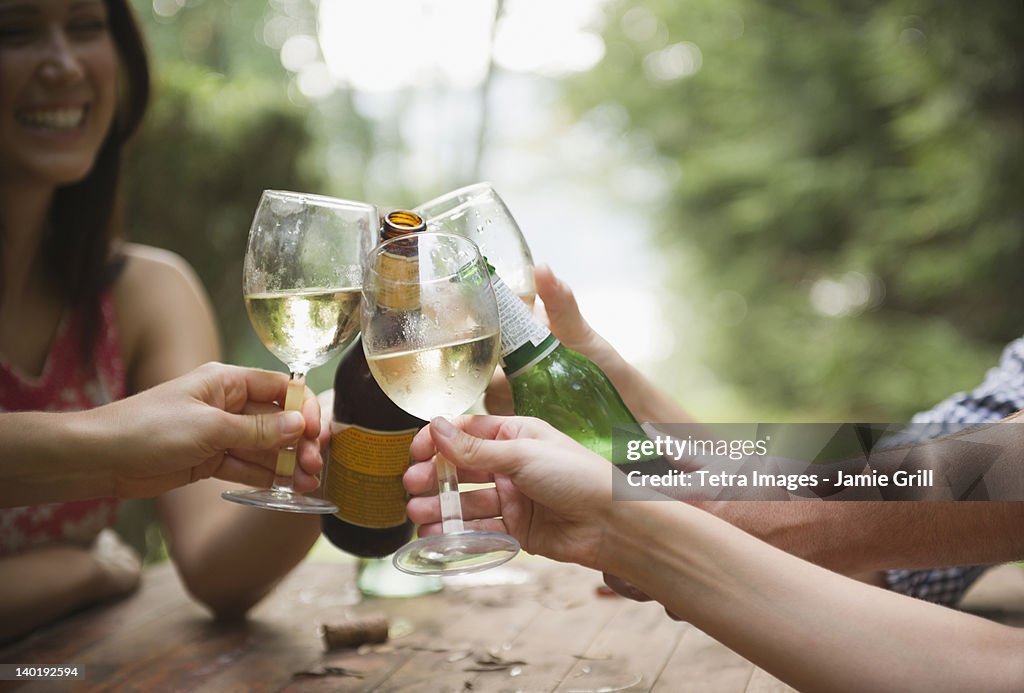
top-left (0, 0), bottom-right (148, 372)
top-left (0, 0), bottom-right (321, 645)
top-left (0, 0), bottom-right (119, 186)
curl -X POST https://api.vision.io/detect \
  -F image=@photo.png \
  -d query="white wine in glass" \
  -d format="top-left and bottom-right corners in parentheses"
top-left (366, 333), bottom-right (501, 420)
top-left (244, 288), bottom-right (362, 371)
top-left (361, 229), bottom-right (520, 574)
top-left (223, 190), bottom-right (377, 514)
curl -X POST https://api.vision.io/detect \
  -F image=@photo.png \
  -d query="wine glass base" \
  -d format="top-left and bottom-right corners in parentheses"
top-left (392, 531), bottom-right (520, 576)
top-left (221, 488), bottom-right (338, 514)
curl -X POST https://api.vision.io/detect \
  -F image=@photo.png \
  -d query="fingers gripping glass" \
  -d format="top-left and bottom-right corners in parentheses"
top-left (223, 190), bottom-right (377, 513)
top-left (361, 232), bottom-right (520, 574)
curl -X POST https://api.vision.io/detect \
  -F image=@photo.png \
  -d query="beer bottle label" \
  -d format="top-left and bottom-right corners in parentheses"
top-left (326, 423), bottom-right (417, 529)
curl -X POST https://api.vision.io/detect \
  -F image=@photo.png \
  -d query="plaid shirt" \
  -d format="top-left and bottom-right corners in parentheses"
top-left (886, 336), bottom-right (1024, 605)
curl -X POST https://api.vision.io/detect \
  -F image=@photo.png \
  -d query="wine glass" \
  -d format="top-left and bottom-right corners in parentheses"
top-left (417, 183), bottom-right (536, 416)
top-left (414, 182), bottom-right (536, 304)
top-left (223, 190), bottom-right (377, 513)
top-left (361, 231), bottom-right (520, 574)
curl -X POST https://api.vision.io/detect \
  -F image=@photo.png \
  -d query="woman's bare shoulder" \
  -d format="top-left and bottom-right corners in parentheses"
top-left (119, 243), bottom-right (201, 284)
top-left (113, 244), bottom-right (217, 374)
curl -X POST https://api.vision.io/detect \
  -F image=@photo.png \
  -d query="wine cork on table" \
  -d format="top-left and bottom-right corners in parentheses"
top-left (321, 614), bottom-right (390, 651)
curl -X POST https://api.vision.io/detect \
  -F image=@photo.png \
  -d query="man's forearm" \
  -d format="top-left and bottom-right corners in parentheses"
top-left (702, 500), bottom-right (1024, 574)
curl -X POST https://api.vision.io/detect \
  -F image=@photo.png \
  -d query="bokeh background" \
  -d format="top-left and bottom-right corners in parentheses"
top-left (123, 0), bottom-right (1022, 435)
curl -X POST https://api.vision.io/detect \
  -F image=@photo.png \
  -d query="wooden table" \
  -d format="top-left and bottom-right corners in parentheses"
top-left (3, 555), bottom-right (1022, 693)
top-left (0, 553), bottom-right (803, 693)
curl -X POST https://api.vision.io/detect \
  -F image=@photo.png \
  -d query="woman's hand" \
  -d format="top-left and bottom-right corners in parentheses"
top-left (404, 415), bottom-right (618, 570)
top-left (102, 362), bottom-right (323, 498)
top-left (531, 265), bottom-right (621, 365)
top-left (0, 529), bottom-right (142, 644)
top-left (90, 528), bottom-right (143, 600)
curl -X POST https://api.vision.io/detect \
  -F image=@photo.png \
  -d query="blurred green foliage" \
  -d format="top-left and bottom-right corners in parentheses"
top-left (124, 2), bottom-right (376, 386)
top-left (566, 0), bottom-right (1023, 420)
top-left (132, 0), bottom-right (294, 79)
top-left (122, 63), bottom-right (323, 361)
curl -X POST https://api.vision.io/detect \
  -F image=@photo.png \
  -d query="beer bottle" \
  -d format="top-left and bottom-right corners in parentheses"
top-left (320, 211), bottom-right (425, 558)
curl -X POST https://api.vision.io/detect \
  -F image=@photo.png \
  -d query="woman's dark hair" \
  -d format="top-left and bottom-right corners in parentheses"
top-left (45, 0), bottom-right (151, 361)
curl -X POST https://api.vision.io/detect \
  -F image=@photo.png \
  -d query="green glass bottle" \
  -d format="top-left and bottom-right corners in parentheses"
top-left (489, 269), bottom-right (668, 472)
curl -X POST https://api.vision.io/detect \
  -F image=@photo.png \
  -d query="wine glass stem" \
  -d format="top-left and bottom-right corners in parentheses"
top-left (271, 372), bottom-right (307, 494)
top-left (435, 415), bottom-right (465, 535)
